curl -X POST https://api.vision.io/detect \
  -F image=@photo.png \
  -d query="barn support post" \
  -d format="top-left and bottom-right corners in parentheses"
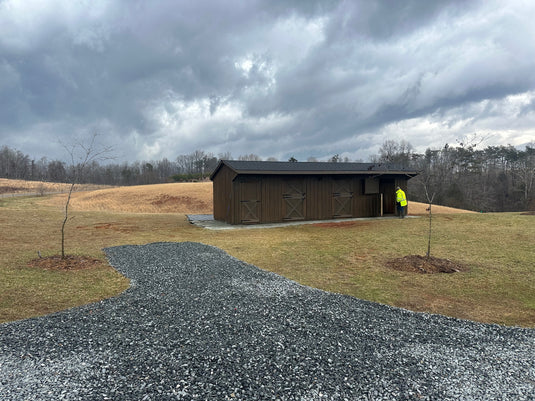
top-left (380, 193), bottom-right (383, 216)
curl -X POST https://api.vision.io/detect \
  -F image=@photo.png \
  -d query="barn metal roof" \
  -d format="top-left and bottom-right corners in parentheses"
top-left (210, 160), bottom-right (418, 180)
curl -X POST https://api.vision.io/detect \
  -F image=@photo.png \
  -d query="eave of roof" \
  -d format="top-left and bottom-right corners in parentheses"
top-left (210, 160), bottom-right (418, 180)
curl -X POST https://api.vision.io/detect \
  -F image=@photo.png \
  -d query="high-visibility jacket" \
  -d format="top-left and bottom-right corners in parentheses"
top-left (396, 189), bottom-right (407, 206)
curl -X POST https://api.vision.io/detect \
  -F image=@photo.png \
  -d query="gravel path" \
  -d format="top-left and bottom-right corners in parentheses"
top-left (1, 242), bottom-right (534, 400)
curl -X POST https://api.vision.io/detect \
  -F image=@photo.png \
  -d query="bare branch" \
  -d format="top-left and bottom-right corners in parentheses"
top-left (59, 133), bottom-right (115, 258)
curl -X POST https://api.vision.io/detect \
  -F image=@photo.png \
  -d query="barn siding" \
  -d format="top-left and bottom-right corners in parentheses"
top-left (306, 176), bottom-right (332, 220)
top-left (229, 174), bottom-right (393, 223)
top-left (213, 165), bottom-right (235, 223)
top-left (262, 176), bottom-right (283, 223)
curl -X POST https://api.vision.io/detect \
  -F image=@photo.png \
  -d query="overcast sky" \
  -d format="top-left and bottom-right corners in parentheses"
top-left (1, 0), bottom-right (535, 163)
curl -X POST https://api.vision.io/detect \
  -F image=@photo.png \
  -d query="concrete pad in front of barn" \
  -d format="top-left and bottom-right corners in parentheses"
top-left (186, 214), bottom-right (418, 230)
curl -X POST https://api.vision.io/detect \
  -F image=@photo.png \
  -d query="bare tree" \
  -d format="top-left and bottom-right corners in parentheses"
top-left (238, 153), bottom-right (262, 161)
top-left (218, 151), bottom-right (233, 160)
top-left (375, 139), bottom-right (414, 168)
top-left (156, 158), bottom-right (175, 181)
top-left (60, 134), bottom-right (113, 258)
top-left (422, 179), bottom-right (436, 258)
top-left (412, 147), bottom-right (438, 257)
top-left (329, 154), bottom-right (341, 163)
top-left (514, 143), bottom-right (535, 208)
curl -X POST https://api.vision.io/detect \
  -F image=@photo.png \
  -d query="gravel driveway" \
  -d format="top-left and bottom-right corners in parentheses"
top-left (1, 242), bottom-right (534, 400)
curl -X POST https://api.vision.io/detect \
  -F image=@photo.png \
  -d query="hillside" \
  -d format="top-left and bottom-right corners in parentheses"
top-left (407, 201), bottom-right (476, 215)
top-left (39, 181), bottom-right (475, 215)
top-left (43, 182), bottom-right (213, 214)
top-left (0, 178), bottom-right (110, 195)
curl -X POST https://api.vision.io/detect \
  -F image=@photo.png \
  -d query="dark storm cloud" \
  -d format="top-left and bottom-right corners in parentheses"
top-left (0, 0), bottom-right (534, 162)
top-left (323, 0), bottom-right (470, 41)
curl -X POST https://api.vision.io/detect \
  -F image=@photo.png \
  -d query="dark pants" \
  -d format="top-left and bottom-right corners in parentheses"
top-left (397, 202), bottom-right (405, 218)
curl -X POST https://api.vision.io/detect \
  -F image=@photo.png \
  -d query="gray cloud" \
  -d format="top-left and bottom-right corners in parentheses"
top-left (0, 0), bottom-right (534, 163)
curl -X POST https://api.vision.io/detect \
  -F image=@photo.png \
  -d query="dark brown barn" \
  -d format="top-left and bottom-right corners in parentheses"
top-left (210, 160), bottom-right (418, 225)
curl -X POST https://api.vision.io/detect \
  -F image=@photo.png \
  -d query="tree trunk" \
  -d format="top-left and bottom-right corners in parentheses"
top-left (426, 203), bottom-right (432, 258)
top-left (61, 182), bottom-right (76, 258)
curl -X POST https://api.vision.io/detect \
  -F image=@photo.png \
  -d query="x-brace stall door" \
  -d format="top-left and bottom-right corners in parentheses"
top-left (239, 179), bottom-right (261, 223)
top-left (332, 179), bottom-right (353, 217)
top-left (283, 180), bottom-right (305, 220)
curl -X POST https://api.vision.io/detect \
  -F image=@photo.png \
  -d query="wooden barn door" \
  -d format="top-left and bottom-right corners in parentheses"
top-left (239, 179), bottom-right (261, 223)
top-left (380, 179), bottom-right (395, 215)
top-left (283, 179), bottom-right (306, 221)
top-left (332, 179), bottom-right (353, 218)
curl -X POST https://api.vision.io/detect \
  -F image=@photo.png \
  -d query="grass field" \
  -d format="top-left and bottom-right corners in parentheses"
top-left (1, 181), bottom-right (533, 327)
top-left (42, 182), bottom-right (213, 214)
top-left (0, 178), bottom-right (111, 195)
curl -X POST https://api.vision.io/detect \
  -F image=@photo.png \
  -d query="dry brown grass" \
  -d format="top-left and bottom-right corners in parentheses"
top-left (408, 201), bottom-right (476, 215)
top-left (41, 182), bottom-right (213, 214)
top-left (0, 178), bottom-right (111, 194)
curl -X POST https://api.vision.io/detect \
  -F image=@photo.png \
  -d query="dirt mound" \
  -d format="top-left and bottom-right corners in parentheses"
top-left (311, 221), bottom-right (372, 228)
top-left (28, 255), bottom-right (103, 270)
top-left (386, 255), bottom-right (469, 274)
top-left (150, 194), bottom-right (210, 210)
top-left (83, 222), bottom-right (139, 233)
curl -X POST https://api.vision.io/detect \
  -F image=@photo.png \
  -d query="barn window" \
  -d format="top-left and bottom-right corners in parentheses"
top-left (364, 177), bottom-right (379, 194)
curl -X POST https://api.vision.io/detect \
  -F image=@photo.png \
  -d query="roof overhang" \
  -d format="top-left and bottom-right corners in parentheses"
top-left (210, 160), bottom-right (419, 181)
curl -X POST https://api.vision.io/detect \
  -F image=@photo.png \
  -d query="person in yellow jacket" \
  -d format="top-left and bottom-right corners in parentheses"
top-left (395, 186), bottom-right (407, 218)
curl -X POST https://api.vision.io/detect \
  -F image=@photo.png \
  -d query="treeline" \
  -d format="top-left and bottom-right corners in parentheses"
top-left (1, 141), bottom-right (534, 212)
top-left (374, 140), bottom-right (535, 212)
top-left (0, 146), bottom-right (263, 186)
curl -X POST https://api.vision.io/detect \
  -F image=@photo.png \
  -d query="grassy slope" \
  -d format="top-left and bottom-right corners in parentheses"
top-left (0, 178), bottom-right (111, 194)
top-left (43, 182), bottom-right (213, 214)
top-left (0, 182), bottom-right (533, 327)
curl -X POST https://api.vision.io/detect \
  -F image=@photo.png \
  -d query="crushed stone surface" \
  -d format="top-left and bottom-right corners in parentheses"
top-left (1, 242), bottom-right (534, 400)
